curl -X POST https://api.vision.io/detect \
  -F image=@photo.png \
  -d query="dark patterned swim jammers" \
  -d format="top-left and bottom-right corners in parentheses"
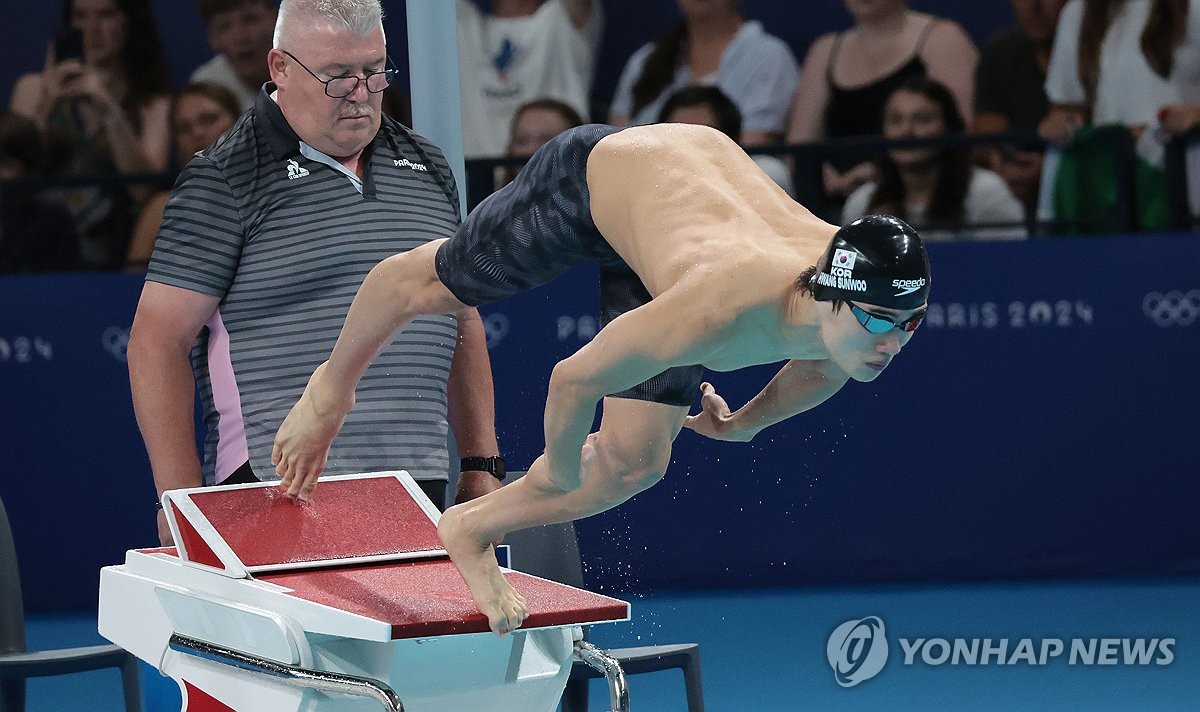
top-left (435, 124), bottom-right (704, 406)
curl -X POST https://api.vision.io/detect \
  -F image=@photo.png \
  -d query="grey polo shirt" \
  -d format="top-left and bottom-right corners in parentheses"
top-left (148, 86), bottom-right (462, 485)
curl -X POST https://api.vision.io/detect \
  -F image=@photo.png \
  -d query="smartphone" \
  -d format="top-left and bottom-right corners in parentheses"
top-left (54, 26), bottom-right (84, 63)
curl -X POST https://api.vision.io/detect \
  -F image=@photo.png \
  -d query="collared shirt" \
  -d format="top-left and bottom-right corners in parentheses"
top-left (148, 85), bottom-right (462, 485)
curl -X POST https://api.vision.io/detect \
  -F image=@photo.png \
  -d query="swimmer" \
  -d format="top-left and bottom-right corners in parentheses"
top-left (273, 123), bottom-right (931, 635)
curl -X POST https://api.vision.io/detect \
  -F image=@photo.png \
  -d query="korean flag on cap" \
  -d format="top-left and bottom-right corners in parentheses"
top-left (833, 248), bottom-right (857, 271)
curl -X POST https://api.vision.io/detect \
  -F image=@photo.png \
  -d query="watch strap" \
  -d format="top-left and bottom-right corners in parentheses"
top-left (460, 455), bottom-right (506, 480)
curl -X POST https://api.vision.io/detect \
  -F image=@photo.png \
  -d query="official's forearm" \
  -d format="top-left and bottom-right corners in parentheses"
top-left (128, 337), bottom-right (204, 495)
top-left (447, 309), bottom-right (499, 456)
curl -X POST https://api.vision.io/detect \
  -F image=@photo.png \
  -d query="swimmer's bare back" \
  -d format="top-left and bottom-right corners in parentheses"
top-left (585, 123), bottom-right (839, 300)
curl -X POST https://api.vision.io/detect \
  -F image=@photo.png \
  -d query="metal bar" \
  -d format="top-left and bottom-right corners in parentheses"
top-left (405, 0), bottom-right (467, 217)
top-left (573, 641), bottom-right (629, 712)
top-left (168, 633), bottom-right (403, 711)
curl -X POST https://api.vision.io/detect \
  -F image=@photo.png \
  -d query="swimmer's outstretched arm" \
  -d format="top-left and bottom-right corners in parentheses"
top-left (273, 240), bottom-right (468, 499)
top-left (684, 360), bottom-right (847, 442)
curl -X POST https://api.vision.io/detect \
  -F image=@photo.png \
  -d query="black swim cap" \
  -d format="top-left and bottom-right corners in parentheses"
top-left (810, 215), bottom-right (930, 310)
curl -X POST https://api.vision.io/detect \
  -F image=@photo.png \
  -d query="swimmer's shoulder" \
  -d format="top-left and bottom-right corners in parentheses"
top-left (600, 123), bottom-right (740, 158)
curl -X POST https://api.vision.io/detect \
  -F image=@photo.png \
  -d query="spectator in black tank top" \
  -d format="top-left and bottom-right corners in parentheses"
top-left (786, 0), bottom-right (977, 206)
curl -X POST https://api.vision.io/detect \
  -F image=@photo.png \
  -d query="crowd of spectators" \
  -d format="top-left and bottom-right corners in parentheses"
top-left (2, 0), bottom-right (1198, 274)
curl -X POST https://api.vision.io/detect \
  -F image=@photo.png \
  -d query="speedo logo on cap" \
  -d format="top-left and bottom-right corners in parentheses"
top-left (892, 278), bottom-right (926, 297)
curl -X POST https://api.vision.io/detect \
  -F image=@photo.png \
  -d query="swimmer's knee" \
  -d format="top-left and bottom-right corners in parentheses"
top-left (626, 453), bottom-right (669, 493)
top-left (525, 455), bottom-right (583, 495)
top-left (624, 465), bottom-right (666, 496)
top-left (594, 438), bottom-right (671, 497)
top-left (547, 469), bottom-right (583, 493)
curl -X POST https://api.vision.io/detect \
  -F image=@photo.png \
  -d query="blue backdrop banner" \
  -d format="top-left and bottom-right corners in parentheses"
top-left (2, 233), bottom-right (1198, 610)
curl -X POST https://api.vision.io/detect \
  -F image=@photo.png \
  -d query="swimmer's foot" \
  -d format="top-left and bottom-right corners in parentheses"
top-left (438, 505), bottom-right (528, 635)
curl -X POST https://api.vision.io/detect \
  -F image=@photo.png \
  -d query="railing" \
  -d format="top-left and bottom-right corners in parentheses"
top-left (1, 130), bottom-right (1194, 270)
top-left (168, 633), bottom-right (405, 711)
top-left (574, 640), bottom-right (630, 712)
top-left (462, 129), bottom-right (1200, 235)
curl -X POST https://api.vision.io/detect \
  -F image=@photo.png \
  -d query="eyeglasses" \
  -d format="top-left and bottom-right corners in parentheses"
top-left (849, 303), bottom-right (924, 334)
top-left (281, 49), bottom-right (397, 98)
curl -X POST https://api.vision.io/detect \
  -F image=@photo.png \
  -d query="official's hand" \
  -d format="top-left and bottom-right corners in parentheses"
top-left (684, 382), bottom-right (749, 442)
top-left (156, 508), bottom-right (174, 547)
top-left (272, 362), bottom-right (352, 502)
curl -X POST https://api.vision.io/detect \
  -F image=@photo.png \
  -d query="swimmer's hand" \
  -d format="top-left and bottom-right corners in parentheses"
top-left (683, 382), bottom-right (752, 442)
top-left (272, 362), bottom-right (354, 501)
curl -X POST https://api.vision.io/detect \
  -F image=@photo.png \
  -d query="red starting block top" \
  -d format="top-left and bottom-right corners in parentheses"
top-left (260, 559), bottom-right (630, 639)
top-left (164, 473), bottom-right (445, 576)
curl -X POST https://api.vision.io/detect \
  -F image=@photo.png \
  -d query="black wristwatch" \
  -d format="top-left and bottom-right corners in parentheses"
top-left (460, 455), bottom-right (506, 480)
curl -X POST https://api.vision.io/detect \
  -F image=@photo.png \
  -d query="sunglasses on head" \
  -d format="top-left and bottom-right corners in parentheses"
top-left (849, 303), bottom-right (924, 334)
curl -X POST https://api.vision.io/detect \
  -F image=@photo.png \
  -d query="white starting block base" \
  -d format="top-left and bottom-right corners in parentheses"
top-left (98, 472), bottom-right (629, 711)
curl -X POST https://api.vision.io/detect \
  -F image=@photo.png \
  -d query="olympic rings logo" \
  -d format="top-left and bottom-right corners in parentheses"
top-left (1142, 291), bottom-right (1200, 327)
top-left (102, 326), bottom-right (131, 362)
top-left (482, 313), bottom-right (509, 348)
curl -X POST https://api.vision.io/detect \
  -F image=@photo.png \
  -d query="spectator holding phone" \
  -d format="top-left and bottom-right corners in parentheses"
top-left (9, 0), bottom-right (171, 269)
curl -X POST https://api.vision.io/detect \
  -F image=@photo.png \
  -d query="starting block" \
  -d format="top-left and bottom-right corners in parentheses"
top-left (98, 472), bottom-right (631, 711)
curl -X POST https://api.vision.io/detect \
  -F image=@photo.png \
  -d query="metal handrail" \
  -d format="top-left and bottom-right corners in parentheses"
top-left (574, 640), bottom-right (629, 712)
top-left (3, 129), bottom-right (1193, 235)
top-left (168, 633), bottom-right (404, 711)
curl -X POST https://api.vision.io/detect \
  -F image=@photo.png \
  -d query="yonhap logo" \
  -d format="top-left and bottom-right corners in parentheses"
top-left (825, 615), bottom-right (1176, 689)
top-left (827, 616), bottom-right (889, 687)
